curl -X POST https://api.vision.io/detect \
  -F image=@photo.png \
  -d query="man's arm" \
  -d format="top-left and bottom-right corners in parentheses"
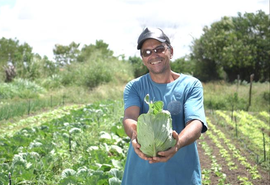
top-left (123, 106), bottom-right (152, 161)
top-left (175, 119), bottom-right (203, 149)
top-left (123, 106), bottom-right (140, 139)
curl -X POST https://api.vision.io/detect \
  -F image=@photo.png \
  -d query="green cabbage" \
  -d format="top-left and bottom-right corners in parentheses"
top-left (137, 94), bottom-right (176, 157)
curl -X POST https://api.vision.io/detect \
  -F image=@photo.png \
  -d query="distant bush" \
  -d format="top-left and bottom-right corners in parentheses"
top-left (0, 83), bottom-right (11, 99)
top-left (127, 56), bottom-right (148, 78)
top-left (59, 65), bottom-right (80, 86)
top-left (39, 74), bottom-right (63, 89)
top-left (204, 96), bottom-right (227, 110)
top-left (171, 57), bottom-right (195, 75)
top-left (203, 81), bottom-right (268, 112)
top-left (225, 92), bottom-right (247, 110)
top-left (81, 60), bottom-right (112, 89)
top-left (263, 91), bottom-right (270, 102)
top-left (0, 78), bottom-right (46, 99)
top-left (204, 92), bottom-right (247, 111)
top-left (59, 53), bottom-right (115, 89)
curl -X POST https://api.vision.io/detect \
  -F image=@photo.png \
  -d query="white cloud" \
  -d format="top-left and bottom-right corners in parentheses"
top-left (0, 0), bottom-right (268, 60)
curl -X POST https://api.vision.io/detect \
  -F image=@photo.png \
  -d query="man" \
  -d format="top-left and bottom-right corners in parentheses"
top-left (121, 27), bottom-right (208, 185)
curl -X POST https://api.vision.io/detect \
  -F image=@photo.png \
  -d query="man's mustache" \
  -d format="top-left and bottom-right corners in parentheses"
top-left (148, 57), bottom-right (164, 63)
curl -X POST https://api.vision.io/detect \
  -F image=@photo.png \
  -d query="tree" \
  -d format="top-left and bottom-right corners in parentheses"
top-left (191, 10), bottom-right (269, 82)
top-left (77, 40), bottom-right (114, 62)
top-left (191, 32), bottom-right (225, 81)
top-left (0, 37), bottom-right (33, 81)
top-left (53, 41), bottom-right (80, 66)
top-left (41, 56), bottom-right (58, 77)
top-left (171, 57), bottom-right (195, 76)
top-left (127, 56), bottom-right (148, 78)
top-left (0, 37), bottom-right (33, 67)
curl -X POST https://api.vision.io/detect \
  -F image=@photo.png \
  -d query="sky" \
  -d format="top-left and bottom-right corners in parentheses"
top-left (0, 0), bottom-right (269, 61)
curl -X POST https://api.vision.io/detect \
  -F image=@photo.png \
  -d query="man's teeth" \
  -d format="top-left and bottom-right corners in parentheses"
top-left (150, 61), bottom-right (161, 65)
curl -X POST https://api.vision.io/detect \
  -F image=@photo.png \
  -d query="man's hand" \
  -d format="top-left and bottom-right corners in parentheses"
top-left (131, 131), bottom-right (153, 161)
top-left (149, 119), bottom-right (203, 164)
top-left (123, 106), bottom-right (152, 161)
top-left (148, 131), bottom-right (179, 164)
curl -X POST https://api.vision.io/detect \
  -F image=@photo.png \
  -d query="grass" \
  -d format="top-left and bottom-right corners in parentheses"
top-left (0, 79), bottom-right (127, 123)
top-left (0, 55), bottom-right (133, 122)
top-left (203, 81), bottom-right (269, 112)
top-left (0, 66), bottom-right (269, 123)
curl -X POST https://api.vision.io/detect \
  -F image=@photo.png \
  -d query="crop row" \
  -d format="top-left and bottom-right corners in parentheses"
top-left (233, 110), bottom-right (269, 134)
top-left (0, 104), bottom-right (83, 137)
top-left (1, 102), bottom-right (268, 184)
top-left (0, 100), bottom-right (128, 185)
top-left (200, 119), bottom-right (260, 185)
top-left (258, 111), bottom-right (270, 121)
top-left (200, 138), bottom-right (227, 185)
top-left (210, 118), bottom-right (261, 178)
top-left (215, 110), bottom-right (269, 164)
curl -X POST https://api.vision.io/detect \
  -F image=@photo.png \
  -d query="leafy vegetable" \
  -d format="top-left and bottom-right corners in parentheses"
top-left (137, 94), bottom-right (176, 157)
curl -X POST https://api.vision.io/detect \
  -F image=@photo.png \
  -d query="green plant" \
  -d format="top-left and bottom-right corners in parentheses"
top-left (0, 78), bottom-right (46, 99)
top-left (137, 95), bottom-right (176, 157)
top-left (0, 95), bottom-right (66, 121)
top-left (40, 74), bottom-right (63, 89)
top-left (203, 82), bottom-right (268, 112)
top-left (262, 91), bottom-right (270, 102)
top-left (127, 56), bottom-right (148, 78)
top-left (82, 60), bottom-right (112, 89)
top-left (226, 92), bottom-right (247, 111)
top-left (0, 100), bottom-right (126, 184)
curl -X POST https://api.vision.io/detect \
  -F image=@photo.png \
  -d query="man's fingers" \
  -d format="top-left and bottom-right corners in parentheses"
top-left (172, 130), bottom-right (178, 139)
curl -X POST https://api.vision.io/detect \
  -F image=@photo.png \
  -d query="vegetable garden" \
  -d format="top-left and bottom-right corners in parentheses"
top-left (0, 11), bottom-right (269, 184)
top-left (0, 100), bottom-right (269, 184)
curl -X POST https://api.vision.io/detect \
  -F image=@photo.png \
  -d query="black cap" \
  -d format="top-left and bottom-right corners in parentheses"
top-left (137, 28), bottom-right (170, 50)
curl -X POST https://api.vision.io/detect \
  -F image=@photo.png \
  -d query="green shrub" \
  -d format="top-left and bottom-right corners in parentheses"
top-left (0, 78), bottom-right (46, 99)
top-left (40, 74), bottom-right (63, 89)
top-left (225, 93), bottom-right (247, 110)
top-left (60, 65), bottom-right (81, 86)
top-left (263, 91), bottom-right (270, 102)
top-left (203, 81), bottom-right (269, 112)
top-left (81, 61), bottom-right (112, 89)
top-left (59, 55), bottom-right (115, 89)
top-left (127, 56), bottom-right (148, 78)
top-left (204, 96), bottom-right (227, 110)
top-left (0, 83), bottom-right (12, 99)
top-left (0, 95), bottom-right (65, 120)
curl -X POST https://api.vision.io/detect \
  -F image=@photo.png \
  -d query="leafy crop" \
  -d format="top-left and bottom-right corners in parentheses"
top-left (0, 100), bottom-right (268, 184)
top-left (137, 94), bottom-right (176, 157)
top-left (0, 100), bottom-right (128, 185)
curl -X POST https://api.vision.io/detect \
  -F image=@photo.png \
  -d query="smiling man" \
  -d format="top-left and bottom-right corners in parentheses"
top-left (121, 27), bottom-right (208, 185)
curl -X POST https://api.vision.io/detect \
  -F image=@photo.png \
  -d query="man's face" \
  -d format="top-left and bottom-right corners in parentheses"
top-left (141, 39), bottom-right (173, 75)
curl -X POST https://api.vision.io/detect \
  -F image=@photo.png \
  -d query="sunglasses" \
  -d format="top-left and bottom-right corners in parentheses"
top-left (141, 45), bottom-right (167, 57)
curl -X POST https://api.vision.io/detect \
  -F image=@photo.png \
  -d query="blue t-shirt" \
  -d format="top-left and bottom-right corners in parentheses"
top-left (121, 73), bottom-right (207, 185)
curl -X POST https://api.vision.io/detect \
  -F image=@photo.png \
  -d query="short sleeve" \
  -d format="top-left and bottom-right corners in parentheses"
top-left (184, 80), bottom-right (208, 133)
top-left (123, 80), bottom-right (142, 110)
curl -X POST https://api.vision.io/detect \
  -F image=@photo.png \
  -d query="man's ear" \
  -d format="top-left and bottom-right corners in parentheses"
top-left (170, 47), bottom-right (174, 59)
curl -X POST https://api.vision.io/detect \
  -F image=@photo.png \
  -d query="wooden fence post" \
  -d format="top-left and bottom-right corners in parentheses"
top-left (247, 74), bottom-right (254, 111)
top-left (28, 99), bottom-right (31, 115)
top-left (237, 74), bottom-right (240, 93)
top-left (51, 95), bottom-right (53, 107)
top-left (263, 132), bottom-right (266, 161)
top-left (8, 172), bottom-right (11, 185)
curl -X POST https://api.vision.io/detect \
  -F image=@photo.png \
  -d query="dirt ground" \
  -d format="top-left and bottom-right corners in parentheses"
top-left (197, 128), bottom-right (270, 185)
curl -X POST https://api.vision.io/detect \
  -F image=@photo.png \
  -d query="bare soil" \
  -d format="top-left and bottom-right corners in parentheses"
top-left (197, 114), bottom-right (270, 185)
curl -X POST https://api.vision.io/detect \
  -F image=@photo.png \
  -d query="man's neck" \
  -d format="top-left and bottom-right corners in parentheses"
top-left (149, 71), bottom-right (180, 84)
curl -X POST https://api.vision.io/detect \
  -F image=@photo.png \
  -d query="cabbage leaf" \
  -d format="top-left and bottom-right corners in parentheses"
top-left (137, 94), bottom-right (176, 157)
